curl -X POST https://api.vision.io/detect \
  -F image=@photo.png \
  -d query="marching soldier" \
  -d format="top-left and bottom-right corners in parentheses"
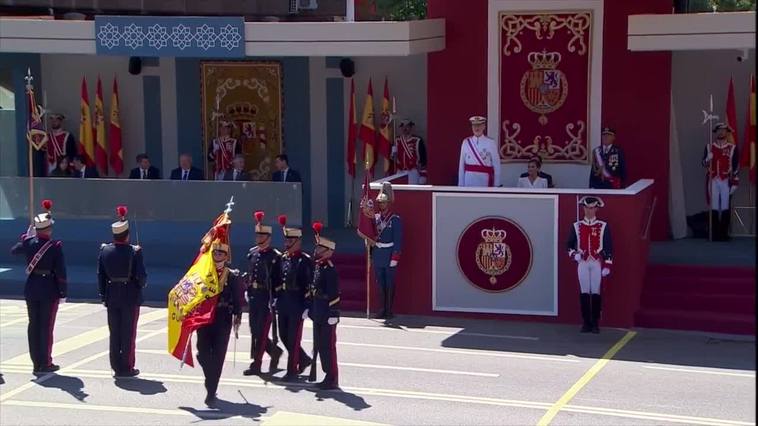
top-left (208, 118), bottom-right (241, 181)
top-left (275, 215), bottom-right (313, 381)
top-left (393, 119), bottom-right (427, 185)
top-left (373, 182), bottom-right (403, 320)
top-left (458, 116), bottom-right (501, 187)
top-left (46, 112), bottom-right (77, 175)
top-left (97, 206), bottom-right (146, 378)
top-left (567, 196), bottom-right (613, 334)
top-left (196, 229), bottom-right (244, 406)
top-left (703, 122), bottom-right (740, 241)
top-left (304, 222), bottom-right (340, 390)
top-left (589, 127), bottom-right (626, 189)
top-left (243, 211), bottom-right (284, 376)
top-left (10, 199), bottom-right (66, 373)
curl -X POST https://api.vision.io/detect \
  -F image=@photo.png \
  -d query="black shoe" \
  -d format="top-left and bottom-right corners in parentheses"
top-left (124, 368), bottom-right (140, 377)
top-left (591, 325), bottom-right (600, 334)
top-left (204, 393), bottom-right (218, 407)
top-left (376, 310), bottom-right (387, 319)
top-left (580, 324), bottom-right (591, 333)
top-left (40, 364), bottom-right (60, 373)
top-left (243, 363), bottom-right (261, 376)
top-left (282, 373), bottom-right (300, 382)
top-left (298, 357), bottom-right (312, 375)
top-left (317, 379), bottom-right (339, 390)
top-left (268, 347), bottom-right (283, 372)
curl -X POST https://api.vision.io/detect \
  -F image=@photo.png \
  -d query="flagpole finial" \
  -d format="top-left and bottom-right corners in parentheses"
top-left (224, 196), bottom-right (235, 215)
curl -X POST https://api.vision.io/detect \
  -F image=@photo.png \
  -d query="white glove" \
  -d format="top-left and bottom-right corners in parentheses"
top-left (706, 152), bottom-right (713, 162)
top-left (601, 268), bottom-right (610, 277)
top-left (302, 309), bottom-right (309, 320)
top-left (390, 260), bottom-right (398, 268)
top-left (730, 186), bottom-right (737, 195)
top-left (327, 317), bottom-right (338, 326)
top-left (60, 298), bottom-right (67, 304)
top-left (572, 252), bottom-right (582, 262)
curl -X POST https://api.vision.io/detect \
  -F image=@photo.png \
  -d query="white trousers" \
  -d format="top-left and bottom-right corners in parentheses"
top-left (577, 258), bottom-right (602, 294)
top-left (406, 168), bottom-right (420, 184)
top-left (709, 177), bottom-right (730, 212)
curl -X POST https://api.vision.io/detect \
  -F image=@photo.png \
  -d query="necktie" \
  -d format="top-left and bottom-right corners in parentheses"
top-left (283, 170), bottom-right (287, 182)
top-left (142, 170), bottom-right (146, 180)
top-left (233, 170), bottom-right (238, 181)
top-left (182, 170), bottom-right (188, 181)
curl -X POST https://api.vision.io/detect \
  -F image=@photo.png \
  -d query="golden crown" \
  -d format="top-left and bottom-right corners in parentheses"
top-left (481, 227), bottom-right (506, 243)
top-left (527, 50), bottom-right (562, 70)
top-left (225, 102), bottom-right (259, 119)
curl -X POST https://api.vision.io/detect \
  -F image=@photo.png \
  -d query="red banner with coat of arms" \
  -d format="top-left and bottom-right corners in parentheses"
top-left (499, 12), bottom-right (592, 163)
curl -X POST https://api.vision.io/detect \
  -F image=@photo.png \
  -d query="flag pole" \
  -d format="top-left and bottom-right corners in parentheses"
top-left (702, 95), bottom-right (718, 242)
top-left (24, 69), bottom-right (35, 225)
top-left (365, 239), bottom-right (371, 319)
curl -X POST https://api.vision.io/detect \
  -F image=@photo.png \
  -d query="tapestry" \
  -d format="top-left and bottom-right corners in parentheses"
top-left (499, 12), bottom-right (592, 163)
top-left (201, 61), bottom-right (283, 180)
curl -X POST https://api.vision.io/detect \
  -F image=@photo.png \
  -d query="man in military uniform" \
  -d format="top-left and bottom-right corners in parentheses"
top-left (567, 196), bottom-right (613, 334)
top-left (97, 205), bottom-right (146, 378)
top-left (208, 119), bottom-right (241, 181)
top-left (243, 211), bottom-right (284, 376)
top-left (45, 112), bottom-right (77, 175)
top-left (304, 222), bottom-right (340, 390)
top-left (589, 127), bottom-right (626, 189)
top-left (458, 116), bottom-right (501, 187)
top-left (393, 119), bottom-right (427, 185)
top-left (275, 215), bottom-right (313, 381)
top-left (372, 182), bottom-right (403, 320)
top-left (196, 234), bottom-right (244, 406)
top-left (703, 122), bottom-right (740, 241)
top-left (10, 199), bottom-right (66, 373)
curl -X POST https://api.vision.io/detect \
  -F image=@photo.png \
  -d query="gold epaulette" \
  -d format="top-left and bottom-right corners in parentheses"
top-left (329, 297), bottom-right (340, 306)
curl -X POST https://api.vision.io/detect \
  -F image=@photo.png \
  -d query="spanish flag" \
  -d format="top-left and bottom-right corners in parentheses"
top-left (167, 213), bottom-right (231, 367)
top-left (94, 76), bottom-right (108, 175)
top-left (79, 77), bottom-right (95, 166)
top-left (725, 77), bottom-right (738, 146)
top-left (109, 77), bottom-right (124, 175)
top-left (378, 77), bottom-right (393, 175)
top-left (359, 79), bottom-right (376, 171)
top-left (346, 79), bottom-right (358, 178)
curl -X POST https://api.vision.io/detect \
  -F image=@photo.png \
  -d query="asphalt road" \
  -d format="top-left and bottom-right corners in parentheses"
top-left (0, 299), bottom-right (754, 426)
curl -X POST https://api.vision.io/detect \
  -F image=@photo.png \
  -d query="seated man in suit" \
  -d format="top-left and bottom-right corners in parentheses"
top-left (222, 154), bottom-right (250, 181)
top-left (169, 153), bottom-right (204, 181)
top-left (128, 153), bottom-right (161, 180)
top-left (271, 154), bottom-right (301, 183)
top-left (72, 155), bottom-right (99, 179)
top-left (519, 155), bottom-right (554, 188)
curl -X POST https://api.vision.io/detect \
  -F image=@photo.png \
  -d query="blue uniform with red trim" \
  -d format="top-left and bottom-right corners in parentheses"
top-left (275, 251), bottom-right (313, 377)
top-left (307, 259), bottom-right (340, 387)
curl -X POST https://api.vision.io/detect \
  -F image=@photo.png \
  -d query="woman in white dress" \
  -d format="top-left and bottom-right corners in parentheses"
top-left (517, 158), bottom-right (548, 188)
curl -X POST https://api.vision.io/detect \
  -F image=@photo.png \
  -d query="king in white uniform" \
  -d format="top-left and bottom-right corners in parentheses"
top-left (458, 116), bottom-right (501, 187)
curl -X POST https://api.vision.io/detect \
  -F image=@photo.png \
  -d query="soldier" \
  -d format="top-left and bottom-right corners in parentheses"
top-left (10, 199), bottom-right (66, 373)
top-left (372, 182), bottom-right (403, 320)
top-left (304, 222), bottom-right (340, 390)
top-left (97, 205), bottom-right (146, 378)
top-left (208, 118), bottom-right (241, 181)
top-left (458, 116), bottom-right (501, 187)
top-left (243, 211), bottom-right (284, 376)
top-left (703, 122), bottom-right (740, 241)
top-left (275, 215), bottom-right (313, 381)
top-left (393, 119), bottom-right (427, 185)
top-left (45, 112), bottom-right (77, 175)
top-left (589, 127), bottom-right (626, 189)
top-left (196, 232), bottom-right (244, 406)
top-left (567, 196), bottom-right (613, 334)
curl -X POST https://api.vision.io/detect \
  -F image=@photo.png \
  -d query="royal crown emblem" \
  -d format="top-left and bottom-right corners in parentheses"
top-left (475, 227), bottom-right (512, 285)
top-left (520, 50), bottom-right (568, 125)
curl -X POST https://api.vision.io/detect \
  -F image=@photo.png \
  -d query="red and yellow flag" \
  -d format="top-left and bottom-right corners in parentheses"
top-left (25, 74), bottom-right (48, 152)
top-left (79, 77), bottom-right (95, 166)
top-left (109, 77), bottom-right (124, 175)
top-left (378, 77), bottom-right (393, 175)
top-left (94, 76), bottom-right (108, 175)
top-left (359, 79), bottom-right (376, 171)
top-left (357, 171), bottom-right (377, 243)
top-left (741, 74), bottom-right (756, 184)
top-left (726, 77), bottom-right (739, 145)
top-left (346, 79), bottom-right (358, 178)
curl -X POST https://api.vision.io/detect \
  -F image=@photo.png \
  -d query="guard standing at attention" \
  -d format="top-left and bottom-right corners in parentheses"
top-left (372, 182), bottom-right (403, 320)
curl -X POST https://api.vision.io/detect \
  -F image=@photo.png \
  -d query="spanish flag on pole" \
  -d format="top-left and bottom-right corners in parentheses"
top-left (725, 77), bottom-right (738, 146)
top-left (94, 76), bottom-right (108, 175)
top-left (167, 211), bottom-right (232, 367)
top-left (346, 79), bottom-right (358, 178)
top-left (109, 77), bottom-right (124, 175)
top-left (378, 77), bottom-right (393, 175)
top-left (359, 79), bottom-right (376, 171)
top-left (79, 77), bottom-right (95, 166)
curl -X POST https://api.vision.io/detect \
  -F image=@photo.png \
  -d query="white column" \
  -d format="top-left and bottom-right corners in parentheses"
top-left (309, 56), bottom-right (329, 224)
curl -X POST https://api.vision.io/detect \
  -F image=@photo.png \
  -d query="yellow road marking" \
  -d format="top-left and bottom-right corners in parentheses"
top-left (536, 330), bottom-right (637, 426)
top-left (0, 303), bottom-right (80, 328)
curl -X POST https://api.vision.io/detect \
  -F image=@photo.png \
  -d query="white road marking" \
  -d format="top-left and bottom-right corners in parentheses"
top-left (643, 365), bottom-right (756, 378)
top-left (304, 321), bottom-right (540, 341)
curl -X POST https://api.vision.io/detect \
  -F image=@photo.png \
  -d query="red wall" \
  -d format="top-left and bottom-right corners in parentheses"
top-left (427, 0), bottom-right (672, 240)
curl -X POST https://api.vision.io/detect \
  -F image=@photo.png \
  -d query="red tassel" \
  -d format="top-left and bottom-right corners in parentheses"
top-left (254, 211), bottom-right (265, 224)
top-left (116, 205), bottom-right (128, 219)
top-left (312, 221), bottom-right (323, 235)
top-left (278, 215), bottom-right (287, 227)
top-left (41, 199), bottom-right (53, 211)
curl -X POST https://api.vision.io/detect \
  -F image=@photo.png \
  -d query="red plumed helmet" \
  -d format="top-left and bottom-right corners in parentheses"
top-left (41, 199), bottom-right (53, 211)
top-left (278, 215), bottom-right (287, 227)
top-left (116, 205), bottom-right (128, 219)
top-left (312, 221), bottom-right (323, 235)
top-left (254, 211), bottom-right (265, 224)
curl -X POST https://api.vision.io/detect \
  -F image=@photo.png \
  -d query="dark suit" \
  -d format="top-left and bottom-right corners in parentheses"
top-left (272, 168), bottom-right (301, 183)
top-left (128, 166), bottom-right (161, 180)
top-left (222, 169), bottom-right (251, 182)
top-left (306, 260), bottom-right (340, 388)
top-left (520, 171), bottom-right (555, 188)
top-left (76, 167), bottom-right (99, 179)
top-left (170, 167), bottom-right (204, 181)
top-left (276, 251), bottom-right (313, 377)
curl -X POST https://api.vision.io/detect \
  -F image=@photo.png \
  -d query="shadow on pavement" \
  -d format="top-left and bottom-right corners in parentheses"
top-left (114, 377), bottom-right (168, 395)
top-left (179, 396), bottom-right (268, 421)
top-left (307, 387), bottom-right (372, 411)
top-left (33, 373), bottom-right (89, 401)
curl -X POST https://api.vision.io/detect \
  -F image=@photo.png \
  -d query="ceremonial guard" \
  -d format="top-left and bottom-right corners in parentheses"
top-left (208, 118), bottom-right (241, 181)
top-left (46, 112), bottom-right (77, 175)
top-left (195, 227), bottom-right (244, 406)
top-left (703, 123), bottom-right (740, 241)
top-left (10, 200), bottom-right (66, 373)
top-left (458, 116), bottom-right (501, 187)
top-left (589, 128), bottom-right (626, 189)
top-left (275, 215), bottom-right (313, 381)
top-left (243, 211), bottom-right (285, 376)
top-left (393, 119), bottom-right (427, 184)
top-left (97, 206), bottom-right (146, 377)
top-left (372, 182), bottom-right (403, 320)
top-left (304, 222), bottom-right (340, 390)
top-left (566, 196), bottom-right (613, 333)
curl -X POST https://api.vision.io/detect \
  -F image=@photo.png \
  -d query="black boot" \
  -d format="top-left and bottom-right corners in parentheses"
top-left (243, 362), bottom-right (261, 376)
top-left (579, 294), bottom-right (591, 333)
top-left (710, 210), bottom-right (721, 241)
top-left (591, 294), bottom-right (602, 333)
top-left (385, 286), bottom-right (395, 320)
top-left (377, 287), bottom-right (387, 319)
top-left (720, 210), bottom-right (732, 241)
top-left (268, 345), bottom-right (283, 373)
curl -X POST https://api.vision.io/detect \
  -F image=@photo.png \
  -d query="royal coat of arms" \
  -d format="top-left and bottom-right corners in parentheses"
top-left (475, 227), bottom-right (512, 285)
top-left (520, 50), bottom-right (568, 126)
